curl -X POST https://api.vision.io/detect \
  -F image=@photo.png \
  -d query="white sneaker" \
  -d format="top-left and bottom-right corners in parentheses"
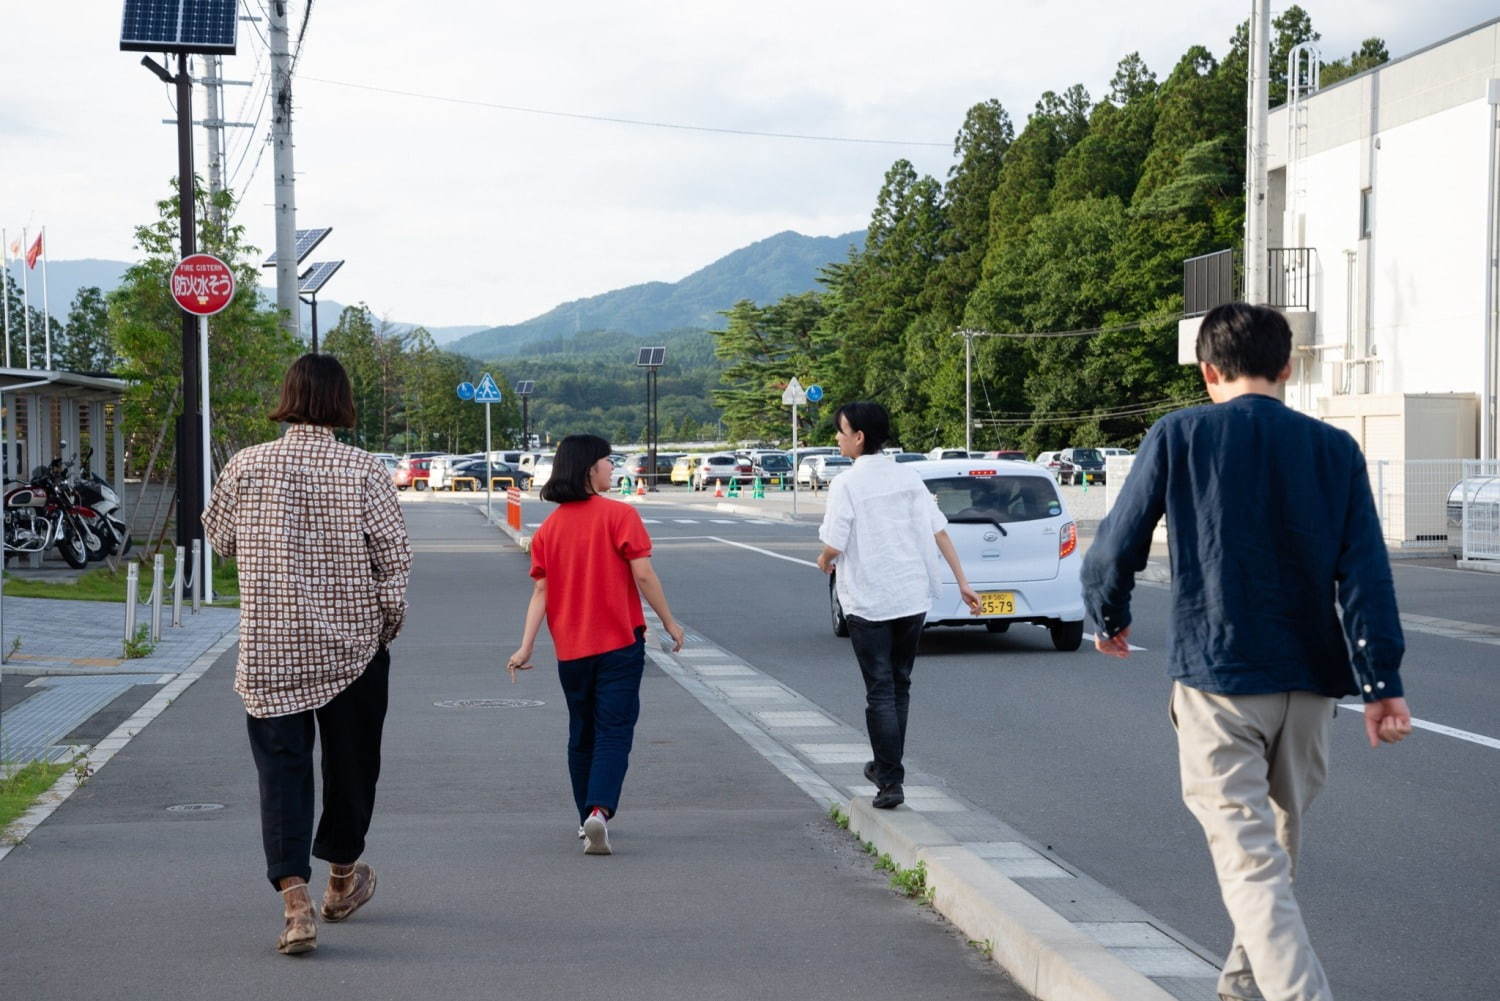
top-left (582, 809), bottom-right (611, 855)
top-left (577, 825), bottom-right (585, 840)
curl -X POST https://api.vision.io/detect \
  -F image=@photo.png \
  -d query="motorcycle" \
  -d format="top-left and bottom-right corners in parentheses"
top-left (3, 458), bottom-right (95, 568)
top-left (71, 447), bottom-right (131, 559)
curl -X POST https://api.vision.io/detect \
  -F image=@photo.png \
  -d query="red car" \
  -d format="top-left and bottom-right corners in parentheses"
top-left (394, 457), bottom-right (432, 490)
top-left (985, 450), bottom-right (1027, 461)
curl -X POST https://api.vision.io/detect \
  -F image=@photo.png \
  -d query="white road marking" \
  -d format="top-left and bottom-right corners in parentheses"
top-left (707, 536), bottom-right (820, 569)
top-left (641, 518), bottom-right (662, 524)
top-left (673, 519), bottom-right (699, 524)
top-left (709, 519), bottom-right (737, 524)
top-left (1083, 632), bottom-right (1148, 652)
top-left (1337, 704), bottom-right (1500, 750)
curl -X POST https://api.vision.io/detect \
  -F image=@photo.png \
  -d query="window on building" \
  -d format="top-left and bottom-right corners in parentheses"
top-left (1359, 188), bottom-right (1373, 239)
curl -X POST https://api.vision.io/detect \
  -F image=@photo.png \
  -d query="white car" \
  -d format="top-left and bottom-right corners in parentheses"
top-left (519, 451), bottom-right (556, 490)
top-left (797, 454), bottom-right (852, 490)
top-left (829, 459), bottom-right (1085, 651)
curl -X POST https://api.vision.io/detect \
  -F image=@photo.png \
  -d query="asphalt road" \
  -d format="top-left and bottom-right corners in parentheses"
top-left (526, 494), bottom-right (1497, 1001)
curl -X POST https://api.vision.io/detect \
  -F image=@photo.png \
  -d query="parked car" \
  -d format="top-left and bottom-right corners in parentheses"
top-left (692, 453), bottom-right (753, 490)
top-left (1057, 448), bottom-right (1107, 485)
top-left (789, 447), bottom-right (839, 469)
top-left (394, 456), bottom-right (432, 490)
top-left (984, 450), bottom-right (1028, 461)
top-left (797, 454), bottom-right (853, 490)
top-left (1099, 447), bottom-right (1133, 458)
top-left (670, 454), bottom-right (701, 485)
top-left (450, 459), bottom-right (531, 491)
top-left (428, 454), bottom-right (483, 491)
top-left (615, 452), bottom-right (682, 488)
top-left (1033, 451), bottom-right (1077, 485)
top-left (828, 458), bottom-right (1084, 650)
top-left (1445, 476), bottom-right (1500, 557)
top-left (927, 447), bottom-right (972, 460)
top-left (752, 451), bottom-right (794, 482)
top-left (892, 452), bottom-right (928, 463)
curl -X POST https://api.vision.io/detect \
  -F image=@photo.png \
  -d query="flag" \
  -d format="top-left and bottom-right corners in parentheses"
top-left (26, 232), bottom-right (43, 269)
top-left (6, 237), bottom-right (18, 258)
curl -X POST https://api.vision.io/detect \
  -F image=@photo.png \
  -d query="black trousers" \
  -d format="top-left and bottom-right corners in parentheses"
top-left (245, 648), bottom-right (390, 888)
top-left (846, 613), bottom-right (925, 789)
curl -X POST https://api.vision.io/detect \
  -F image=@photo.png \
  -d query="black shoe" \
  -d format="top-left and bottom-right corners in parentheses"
top-left (863, 761), bottom-right (878, 784)
top-left (872, 785), bottom-right (904, 810)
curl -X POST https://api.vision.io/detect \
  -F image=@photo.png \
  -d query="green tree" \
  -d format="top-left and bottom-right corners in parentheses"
top-left (1320, 38), bottom-right (1388, 85)
top-left (59, 286), bottom-right (113, 373)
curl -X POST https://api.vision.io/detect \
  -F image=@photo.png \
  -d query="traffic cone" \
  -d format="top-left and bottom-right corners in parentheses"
top-left (728, 479), bottom-right (741, 499)
top-left (635, 479), bottom-right (647, 496)
top-left (752, 476), bottom-right (765, 499)
top-left (713, 479), bottom-right (725, 498)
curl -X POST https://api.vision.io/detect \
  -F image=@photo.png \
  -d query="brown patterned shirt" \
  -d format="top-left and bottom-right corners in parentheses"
top-left (203, 424), bottom-right (411, 718)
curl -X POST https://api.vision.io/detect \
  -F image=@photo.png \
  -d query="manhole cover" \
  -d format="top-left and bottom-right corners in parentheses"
top-left (434, 698), bottom-right (546, 709)
top-left (166, 802), bottom-right (224, 813)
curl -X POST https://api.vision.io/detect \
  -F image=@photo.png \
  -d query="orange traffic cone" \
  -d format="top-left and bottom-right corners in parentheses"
top-left (635, 479), bottom-right (647, 496)
top-left (713, 479), bottom-right (725, 498)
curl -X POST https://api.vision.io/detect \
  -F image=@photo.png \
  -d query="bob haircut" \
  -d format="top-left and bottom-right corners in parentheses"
top-left (1195, 303), bottom-right (1293, 382)
top-left (540, 433), bottom-right (613, 504)
top-left (833, 401), bottom-right (891, 455)
top-left (268, 354), bottom-right (357, 427)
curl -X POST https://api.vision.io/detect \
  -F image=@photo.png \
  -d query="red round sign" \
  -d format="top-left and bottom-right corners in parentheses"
top-left (170, 254), bottom-right (236, 316)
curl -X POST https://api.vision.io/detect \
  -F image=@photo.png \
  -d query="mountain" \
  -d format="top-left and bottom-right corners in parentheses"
top-left (450, 229), bottom-right (864, 359)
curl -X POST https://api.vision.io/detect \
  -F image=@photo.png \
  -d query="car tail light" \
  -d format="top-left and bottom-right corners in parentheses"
top-left (1059, 521), bottom-right (1077, 559)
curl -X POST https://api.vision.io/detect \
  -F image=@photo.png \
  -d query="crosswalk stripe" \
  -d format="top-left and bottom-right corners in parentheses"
top-left (673, 519), bottom-right (699, 524)
top-left (641, 518), bottom-right (662, 524)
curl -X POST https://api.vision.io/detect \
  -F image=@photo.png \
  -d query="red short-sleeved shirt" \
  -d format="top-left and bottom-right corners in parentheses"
top-left (529, 495), bottom-right (653, 661)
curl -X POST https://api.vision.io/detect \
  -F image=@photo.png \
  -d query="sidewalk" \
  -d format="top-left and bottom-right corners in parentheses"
top-left (0, 501), bottom-right (1025, 1000)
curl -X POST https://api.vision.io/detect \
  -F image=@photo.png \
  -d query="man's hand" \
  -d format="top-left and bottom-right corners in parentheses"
top-left (505, 647), bottom-right (535, 684)
top-left (663, 619), bottom-right (686, 653)
top-left (1094, 627), bottom-right (1131, 659)
top-left (1363, 696), bottom-right (1413, 748)
top-left (958, 584), bottom-right (982, 616)
top-left (817, 547), bottom-right (839, 575)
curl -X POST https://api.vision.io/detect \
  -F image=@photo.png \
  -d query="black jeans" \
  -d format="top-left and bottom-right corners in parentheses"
top-left (557, 628), bottom-right (645, 824)
top-left (245, 648), bottom-right (390, 888)
top-left (847, 613), bottom-right (925, 789)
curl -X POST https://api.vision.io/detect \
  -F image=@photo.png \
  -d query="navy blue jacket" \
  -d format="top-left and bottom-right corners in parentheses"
top-left (1081, 393), bottom-right (1404, 702)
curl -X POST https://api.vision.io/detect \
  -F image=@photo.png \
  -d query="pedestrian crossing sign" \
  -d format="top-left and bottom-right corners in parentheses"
top-left (474, 372), bottom-right (502, 403)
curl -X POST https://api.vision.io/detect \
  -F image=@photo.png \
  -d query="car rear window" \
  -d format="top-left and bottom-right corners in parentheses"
top-left (824, 456), bottom-right (852, 466)
top-left (1071, 449), bottom-right (1103, 462)
top-left (924, 475), bottom-right (1063, 524)
top-left (707, 456), bottom-right (735, 465)
top-left (759, 455), bottom-right (791, 469)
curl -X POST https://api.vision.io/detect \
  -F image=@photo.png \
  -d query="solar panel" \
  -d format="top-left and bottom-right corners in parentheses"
top-left (635, 346), bottom-right (667, 367)
top-left (120, 0), bottom-right (238, 55)
top-left (514, 380), bottom-right (535, 395)
top-left (298, 261), bottom-right (344, 295)
top-left (263, 228), bottom-right (333, 267)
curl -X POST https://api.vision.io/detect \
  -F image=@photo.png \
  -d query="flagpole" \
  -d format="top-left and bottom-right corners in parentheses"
top-left (20, 227), bottom-right (31, 370)
top-left (2, 229), bottom-right (11, 369)
top-left (40, 227), bottom-right (51, 370)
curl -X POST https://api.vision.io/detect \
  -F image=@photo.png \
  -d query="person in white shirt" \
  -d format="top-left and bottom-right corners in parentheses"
top-left (816, 402), bottom-right (981, 808)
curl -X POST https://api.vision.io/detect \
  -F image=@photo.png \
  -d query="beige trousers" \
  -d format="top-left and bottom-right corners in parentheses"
top-left (1170, 682), bottom-right (1336, 1001)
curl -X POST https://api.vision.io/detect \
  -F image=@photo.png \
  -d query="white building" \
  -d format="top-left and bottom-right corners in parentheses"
top-left (1180, 17), bottom-right (1500, 465)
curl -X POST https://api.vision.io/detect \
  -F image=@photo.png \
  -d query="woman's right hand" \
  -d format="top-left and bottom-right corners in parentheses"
top-left (505, 647), bottom-right (534, 683)
top-left (663, 620), bottom-right (686, 652)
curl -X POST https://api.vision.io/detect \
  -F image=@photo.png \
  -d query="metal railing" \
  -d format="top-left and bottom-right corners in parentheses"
top-left (1268, 248), bottom-right (1314, 310)
top-left (1458, 459), bottom-right (1500, 561)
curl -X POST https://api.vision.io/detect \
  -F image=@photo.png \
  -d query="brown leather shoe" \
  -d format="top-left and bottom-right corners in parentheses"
top-left (277, 882), bottom-right (318, 955)
top-left (321, 861), bottom-right (377, 922)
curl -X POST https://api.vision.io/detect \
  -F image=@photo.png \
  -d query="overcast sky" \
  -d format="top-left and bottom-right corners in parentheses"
top-left (3, 1), bottom-right (1494, 328)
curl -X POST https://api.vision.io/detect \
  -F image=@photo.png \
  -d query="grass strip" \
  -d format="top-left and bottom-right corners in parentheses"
top-left (0, 760), bottom-right (69, 829)
top-left (4, 553), bottom-right (239, 604)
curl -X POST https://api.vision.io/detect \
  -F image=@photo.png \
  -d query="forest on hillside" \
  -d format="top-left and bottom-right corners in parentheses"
top-left (713, 6), bottom-right (1388, 454)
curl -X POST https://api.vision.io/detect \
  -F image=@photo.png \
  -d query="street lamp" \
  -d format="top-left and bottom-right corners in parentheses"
top-left (514, 380), bottom-right (535, 448)
top-left (635, 347), bottom-right (665, 490)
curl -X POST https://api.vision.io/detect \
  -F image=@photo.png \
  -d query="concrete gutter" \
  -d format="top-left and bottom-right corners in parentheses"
top-left (846, 799), bottom-right (1179, 1001)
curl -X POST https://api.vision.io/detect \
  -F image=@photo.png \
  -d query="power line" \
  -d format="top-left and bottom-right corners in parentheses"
top-left (974, 397), bottom-right (1207, 426)
top-left (976, 395), bottom-right (1200, 418)
top-left (958, 313), bottom-right (1181, 340)
top-left (297, 75), bottom-right (952, 148)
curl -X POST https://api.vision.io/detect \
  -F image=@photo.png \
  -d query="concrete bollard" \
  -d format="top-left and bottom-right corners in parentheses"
top-left (150, 554), bottom-right (164, 643)
top-left (123, 561), bottom-right (140, 640)
top-left (191, 539), bottom-right (202, 614)
top-left (172, 546), bottom-right (184, 627)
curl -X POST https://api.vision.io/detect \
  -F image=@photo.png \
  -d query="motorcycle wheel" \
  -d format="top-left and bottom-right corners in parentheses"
top-left (77, 512), bottom-right (114, 561)
top-left (56, 522), bottom-right (89, 568)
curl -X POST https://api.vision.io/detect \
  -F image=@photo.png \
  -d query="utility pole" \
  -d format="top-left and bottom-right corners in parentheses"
top-left (203, 55), bottom-right (225, 232)
top-left (964, 330), bottom-right (974, 452)
top-left (269, 1), bottom-right (300, 339)
top-left (1244, 0), bottom-right (1271, 304)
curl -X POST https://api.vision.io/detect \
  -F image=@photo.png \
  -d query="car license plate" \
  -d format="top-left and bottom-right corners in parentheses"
top-left (980, 592), bottom-right (1015, 615)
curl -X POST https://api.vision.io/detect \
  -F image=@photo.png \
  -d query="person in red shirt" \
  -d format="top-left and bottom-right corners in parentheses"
top-left (507, 434), bottom-right (685, 855)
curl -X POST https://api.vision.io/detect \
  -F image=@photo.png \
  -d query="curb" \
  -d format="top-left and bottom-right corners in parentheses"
top-left (483, 507), bottom-right (532, 552)
top-left (847, 798), bottom-right (1179, 1001)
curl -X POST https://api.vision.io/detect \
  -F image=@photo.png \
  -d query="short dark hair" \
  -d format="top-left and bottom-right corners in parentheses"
top-left (268, 354), bottom-right (357, 427)
top-left (541, 434), bottom-right (613, 503)
top-left (833, 401), bottom-right (890, 455)
top-left (1195, 303), bottom-right (1293, 382)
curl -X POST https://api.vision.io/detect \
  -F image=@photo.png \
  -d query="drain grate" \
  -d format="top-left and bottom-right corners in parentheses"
top-left (434, 698), bottom-right (546, 709)
top-left (166, 803), bottom-right (224, 813)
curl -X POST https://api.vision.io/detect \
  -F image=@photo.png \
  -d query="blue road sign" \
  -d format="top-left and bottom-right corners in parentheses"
top-left (474, 372), bottom-right (503, 403)
top-left (456, 381), bottom-right (475, 401)
top-left (806, 384), bottom-right (824, 403)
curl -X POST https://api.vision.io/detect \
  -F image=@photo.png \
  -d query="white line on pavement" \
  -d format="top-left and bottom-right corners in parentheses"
top-left (673, 519), bottom-right (699, 524)
top-left (707, 536), bottom-right (820, 569)
top-left (1337, 704), bottom-right (1500, 750)
top-left (1083, 632), bottom-right (1149, 652)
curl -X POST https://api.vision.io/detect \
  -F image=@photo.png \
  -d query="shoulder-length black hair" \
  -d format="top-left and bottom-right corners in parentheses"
top-left (540, 434), bottom-right (613, 503)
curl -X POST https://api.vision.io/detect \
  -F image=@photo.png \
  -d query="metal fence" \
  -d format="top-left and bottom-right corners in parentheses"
top-left (1183, 249), bottom-right (1237, 317)
top-left (1267, 248), bottom-right (1315, 311)
top-left (1367, 459), bottom-right (1465, 553)
top-left (1459, 459), bottom-right (1500, 561)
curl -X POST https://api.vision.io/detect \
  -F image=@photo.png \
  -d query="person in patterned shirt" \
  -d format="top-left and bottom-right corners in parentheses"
top-left (203, 353), bottom-right (411, 956)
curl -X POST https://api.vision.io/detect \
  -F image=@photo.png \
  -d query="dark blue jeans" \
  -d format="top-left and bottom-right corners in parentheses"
top-left (847, 613), bottom-right (925, 789)
top-left (557, 628), bottom-right (646, 823)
